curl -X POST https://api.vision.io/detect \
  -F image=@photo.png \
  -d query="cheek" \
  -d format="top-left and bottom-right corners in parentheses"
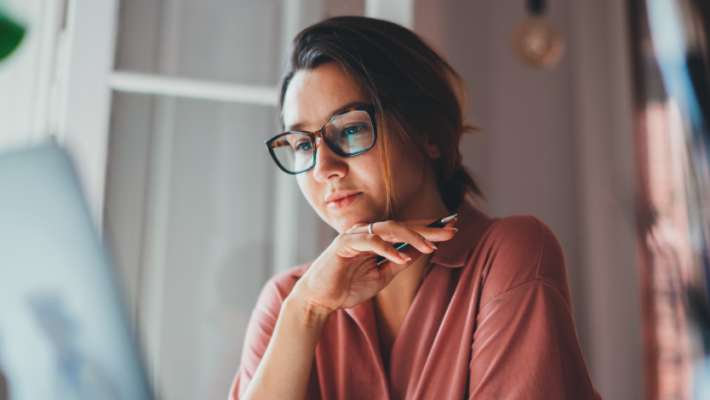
top-left (296, 173), bottom-right (335, 224)
top-left (355, 148), bottom-right (386, 193)
top-left (296, 174), bottom-right (320, 207)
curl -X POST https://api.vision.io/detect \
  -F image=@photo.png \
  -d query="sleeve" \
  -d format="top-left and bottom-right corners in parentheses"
top-left (468, 217), bottom-right (601, 400)
top-left (229, 270), bottom-right (300, 400)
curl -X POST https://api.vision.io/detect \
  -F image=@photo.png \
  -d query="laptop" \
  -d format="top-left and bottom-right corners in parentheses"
top-left (0, 144), bottom-right (153, 400)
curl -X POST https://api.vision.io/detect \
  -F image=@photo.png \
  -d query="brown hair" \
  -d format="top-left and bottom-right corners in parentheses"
top-left (279, 16), bottom-right (483, 217)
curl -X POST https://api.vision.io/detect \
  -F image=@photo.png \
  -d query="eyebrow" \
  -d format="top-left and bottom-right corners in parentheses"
top-left (285, 101), bottom-right (369, 132)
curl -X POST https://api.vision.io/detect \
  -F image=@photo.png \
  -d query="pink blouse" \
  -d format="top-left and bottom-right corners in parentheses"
top-left (230, 201), bottom-right (601, 399)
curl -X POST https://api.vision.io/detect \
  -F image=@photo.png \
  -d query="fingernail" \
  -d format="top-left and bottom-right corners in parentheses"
top-left (424, 239), bottom-right (437, 250)
top-left (443, 227), bottom-right (458, 232)
top-left (399, 252), bottom-right (412, 261)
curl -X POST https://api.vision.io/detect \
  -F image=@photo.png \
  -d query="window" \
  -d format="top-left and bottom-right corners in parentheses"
top-left (104, 1), bottom-right (327, 398)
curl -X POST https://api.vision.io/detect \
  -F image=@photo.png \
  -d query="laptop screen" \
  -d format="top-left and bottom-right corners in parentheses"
top-left (0, 145), bottom-right (153, 400)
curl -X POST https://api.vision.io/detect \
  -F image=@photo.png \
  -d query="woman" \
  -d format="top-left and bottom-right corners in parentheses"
top-left (231, 16), bottom-right (600, 400)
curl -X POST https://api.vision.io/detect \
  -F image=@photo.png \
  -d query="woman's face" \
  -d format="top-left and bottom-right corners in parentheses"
top-left (282, 63), bottom-right (435, 233)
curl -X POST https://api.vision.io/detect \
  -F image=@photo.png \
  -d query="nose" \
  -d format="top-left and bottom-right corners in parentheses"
top-left (312, 138), bottom-right (347, 182)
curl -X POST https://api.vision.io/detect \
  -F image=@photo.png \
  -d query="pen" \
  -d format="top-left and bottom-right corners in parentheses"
top-left (376, 214), bottom-right (457, 265)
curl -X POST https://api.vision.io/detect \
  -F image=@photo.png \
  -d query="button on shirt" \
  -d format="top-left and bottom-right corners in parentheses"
top-left (230, 201), bottom-right (601, 400)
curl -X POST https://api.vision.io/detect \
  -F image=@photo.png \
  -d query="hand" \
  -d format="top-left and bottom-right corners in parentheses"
top-left (291, 217), bottom-right (458, 316)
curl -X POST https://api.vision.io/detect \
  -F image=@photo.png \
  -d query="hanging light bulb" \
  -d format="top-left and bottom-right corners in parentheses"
top-left (512, 0), bottom-right (565, 68)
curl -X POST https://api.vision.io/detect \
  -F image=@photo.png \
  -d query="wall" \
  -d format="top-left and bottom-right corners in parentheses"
top-left (415, 0), bottom-right (641, 399)
top-left (0, 0), bottom-right (60, 151)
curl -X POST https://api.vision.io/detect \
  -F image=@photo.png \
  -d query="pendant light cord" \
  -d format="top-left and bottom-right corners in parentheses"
top-left (527, 0), bottom-right (546, 15)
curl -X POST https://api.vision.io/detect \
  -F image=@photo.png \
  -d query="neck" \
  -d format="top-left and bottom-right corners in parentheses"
top-left (373, 252), bottom-right (431, 368)
top-left (377, 177), bottom-right (450, 310)
top-left (393, 184), bottom-right (451, 222)
top-left (373, 164), bottom-right (452, 364)
top-left (373, 192), bottom-right (449, 367)
top-left (375, 251), bottom-right (430, 314)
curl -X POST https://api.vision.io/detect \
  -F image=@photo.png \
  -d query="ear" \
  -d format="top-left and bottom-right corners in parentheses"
top-left (425, 137), bottom-right (441, 159)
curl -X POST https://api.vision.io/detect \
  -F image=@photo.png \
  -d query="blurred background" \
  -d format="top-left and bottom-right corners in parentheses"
top-left (4, 0), bottom-right (707, 399)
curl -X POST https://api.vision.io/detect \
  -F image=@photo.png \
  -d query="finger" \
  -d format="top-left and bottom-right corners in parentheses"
top-left (342, 234), bottom-right (412, 265)
top-left (348, 216), bottom-right (457, 235)
top-left (376, 255), bottom-right (413, 284)
top-left (399, 217), bottom-right (458, 228)
top-left (442, 217), bottom-right (458, 228)
top-left (407, 225), bottom-right (458, 242)
top-left (347, 218), bottom-right (458, 253)
top-left (370, 220), bottom-right (439, 254)
top-left (345, 221), bottom-right (435, 254)
top-left (400, 216), bottom-right (458, 242)
top-left (346, 222), bottom-right (369, 234)
top-left (398, 218), bottom-right (439, 227)
top-left (377, 244), bottom-right (423, 266)
top-left (346, 221), bottom-right (384, 235)
top-left (348, 219), bottom-right (444, 234)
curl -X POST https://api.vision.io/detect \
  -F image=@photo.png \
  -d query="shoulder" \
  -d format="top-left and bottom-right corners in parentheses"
top-left (253, 263), bottom-right (311, 319)
top-left (476, 215), bottom-right (572, 310)
top-left (482, 215), bottom-right (558, 263)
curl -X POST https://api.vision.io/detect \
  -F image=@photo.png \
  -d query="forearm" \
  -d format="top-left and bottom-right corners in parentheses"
top-left (241, 286), bottom-right (330, 400)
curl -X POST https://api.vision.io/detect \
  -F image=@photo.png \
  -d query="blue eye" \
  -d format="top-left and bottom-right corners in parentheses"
top-left (295, 141), bottom-right (313, 152)
top-left (343, 125), bottom-right (364, 136)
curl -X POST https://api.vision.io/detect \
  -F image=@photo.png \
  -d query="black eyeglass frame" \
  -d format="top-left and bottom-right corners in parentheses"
top-left (264, 104), bottom-right (378, 175)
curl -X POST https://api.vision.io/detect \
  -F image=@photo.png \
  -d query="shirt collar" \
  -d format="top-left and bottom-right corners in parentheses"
top-left (428, 200), bottom-right (494, 268)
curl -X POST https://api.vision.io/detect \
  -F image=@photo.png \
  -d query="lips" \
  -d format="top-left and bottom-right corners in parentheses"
top-left (325, 191), bottom-right (362, 210)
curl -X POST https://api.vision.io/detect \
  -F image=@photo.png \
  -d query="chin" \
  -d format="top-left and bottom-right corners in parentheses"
top-left (328, 208), bottom-right (382, 233)
top-left (327, 215), bottom-right (361, 234)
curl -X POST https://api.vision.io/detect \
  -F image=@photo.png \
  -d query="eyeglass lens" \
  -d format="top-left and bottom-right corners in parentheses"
top-left (271, 110), bottom-right (375, 173)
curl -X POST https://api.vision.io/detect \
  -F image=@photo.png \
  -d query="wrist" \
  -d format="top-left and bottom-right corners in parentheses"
top-left (284, 283), bottom-right (333, 329)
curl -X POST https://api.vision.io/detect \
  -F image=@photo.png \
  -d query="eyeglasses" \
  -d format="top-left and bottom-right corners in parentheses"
top-left (265, 105), bottom-right (377, 175)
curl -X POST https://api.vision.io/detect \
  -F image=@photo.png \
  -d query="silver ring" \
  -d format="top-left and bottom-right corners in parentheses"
top-left (368, 223), bottom-right (374, 235)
